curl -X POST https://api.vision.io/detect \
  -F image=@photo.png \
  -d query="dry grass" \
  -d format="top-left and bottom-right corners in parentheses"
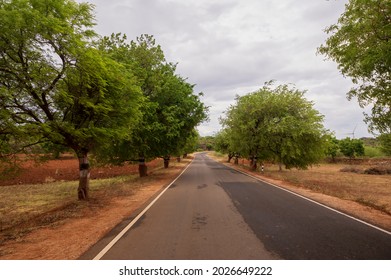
top-left (263, 164), bottom-right (391, 214)
top-left (0, 160), bottom-right (188, 245)
top-left (212, 153), bottom-right (391, 215)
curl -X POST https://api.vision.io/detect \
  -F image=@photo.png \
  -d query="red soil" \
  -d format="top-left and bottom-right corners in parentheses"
top-left (0, 156), bottom-right (162, 186)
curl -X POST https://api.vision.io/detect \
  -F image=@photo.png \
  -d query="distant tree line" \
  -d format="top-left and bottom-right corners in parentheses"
top-left (0, 0), bottom-right (208, 200)
top-left (324, 137), bottom-right (365, 161)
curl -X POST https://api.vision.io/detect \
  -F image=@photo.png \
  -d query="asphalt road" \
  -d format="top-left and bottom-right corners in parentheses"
top-left (81, 153), bottom-right (391, 260)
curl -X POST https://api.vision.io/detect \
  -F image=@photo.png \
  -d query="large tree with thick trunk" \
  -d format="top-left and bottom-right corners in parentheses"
top-left (0, 0), bottom-right (142, 199)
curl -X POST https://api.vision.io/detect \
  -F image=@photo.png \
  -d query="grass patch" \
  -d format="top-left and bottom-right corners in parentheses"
top-left (364, 145), bottom-right (386, 158)
top-left (0, 176), bottom-right (135, 241)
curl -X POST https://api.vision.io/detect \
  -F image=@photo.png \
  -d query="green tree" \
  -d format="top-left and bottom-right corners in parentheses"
top-left (324, 135), bottom-right (340, 162)
top-left (318, 0), bottom-right (391, 133)
top-left (338, 137), bottom-right (365, 159)
top-left (221, 82), bottom-right (328, 170)
top-left (0, 0), bottom-right (142, 199)
top-left (378, 133), bottom-right (391, 156)
top-left (176, 129), bottom-right (199, 160)
top-left (98, 34), bottom-right (208, 175)
top-left (214, 129), bottom-right (236, 162)
top-left (199, 135), bottom-right (215, 151)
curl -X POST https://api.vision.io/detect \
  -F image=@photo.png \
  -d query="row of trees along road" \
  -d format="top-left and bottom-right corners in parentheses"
top-left (0, 0), bottom-right (208, 200)
top-left (216, 82), bottom-right (329, 171)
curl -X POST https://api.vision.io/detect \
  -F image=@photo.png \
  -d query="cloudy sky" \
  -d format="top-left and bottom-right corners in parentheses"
top-left (81, 0), bottom-right (373, 139)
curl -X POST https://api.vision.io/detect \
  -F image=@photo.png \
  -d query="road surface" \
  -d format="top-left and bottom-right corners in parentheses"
top-left (81, 153), bottom-right (391, 260)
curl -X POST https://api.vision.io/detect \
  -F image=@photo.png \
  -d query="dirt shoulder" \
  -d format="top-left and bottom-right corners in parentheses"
top-left (0, 160), bottom-right (190, 260)
top-left (208, 153), bottom-right (391, 233)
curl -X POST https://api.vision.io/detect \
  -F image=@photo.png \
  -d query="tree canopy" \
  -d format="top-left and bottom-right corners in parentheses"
top-left (0, 0), bottom-right (206, 198)
top-left (95, 34), bottom-right (208, 175)
top-left (378, 133), bottom-right (391, 156)
top-left (219, 82), bottom-right (328, 170)
top-left (338, 137), bottom-right (365, 159)
top-left (318, 0), bottom-right (391, 134)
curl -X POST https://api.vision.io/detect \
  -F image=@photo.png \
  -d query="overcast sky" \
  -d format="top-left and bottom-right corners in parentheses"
top-left (81, 0), bottom-right (373, 139)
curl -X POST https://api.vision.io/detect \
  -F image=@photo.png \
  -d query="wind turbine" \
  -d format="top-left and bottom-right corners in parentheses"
top-left (346, 125), bottom-right (358, 139)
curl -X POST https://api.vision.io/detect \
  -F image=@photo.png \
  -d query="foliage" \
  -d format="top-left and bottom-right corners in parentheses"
top-left (96, 34), bottom-right (208, 171)
top-left (324, 135), bottom-right (340, 160)
top-left (378, 133), bottom-right (391, 156)
top-left (0, 0), bottom-right (143, 199)
top-left (214, 129), bottom-right (236, 161)
top-left (318, 0), bottom-right (391, 134)
top-left (180, 129), bottom-right (199, 156)
top-left (363, 145), bottom-right (385, 158)
top-left (220, 82), bottom-right (328, 170)
top-left (199, 135), bottom-right (215, 151)
top-left (338, 137), bottom-right (365, 159)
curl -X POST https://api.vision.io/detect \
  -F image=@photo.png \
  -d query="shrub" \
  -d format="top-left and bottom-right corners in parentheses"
top-left (340, 166), bottom-right (363, 174)
top-left (364, 166), bottom-right (391, 175)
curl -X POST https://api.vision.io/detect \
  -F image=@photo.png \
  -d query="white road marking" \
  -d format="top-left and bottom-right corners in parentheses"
top-left (209, 155), bottom-right (391, 237)
top-left (92, 159), bottom-right (194, 260)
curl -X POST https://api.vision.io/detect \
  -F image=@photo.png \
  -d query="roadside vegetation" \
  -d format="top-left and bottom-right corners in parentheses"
top-left (0, 157), bottom-right (191, 248)
top-left (0, 0), bottom-right (207, 200)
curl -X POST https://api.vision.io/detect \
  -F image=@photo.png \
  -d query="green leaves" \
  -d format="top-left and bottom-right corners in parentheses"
top-left (318, 0), bottom-right (391, 133)
top-left (0, 1), bottom-right (136, 160)
top-left (378, 133), bottom-right (391, 156)
top-left (0, 0), bottom-right (206, 178)
top-left (92, 33), bottom-right (208, 165)
top-left (220, 82), bottom-right (328, 170)
top-left (338, 137), bottom-right (365, 159)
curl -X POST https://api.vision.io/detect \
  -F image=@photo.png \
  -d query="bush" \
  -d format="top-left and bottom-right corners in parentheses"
top-left (364, 166), bottom-right (391, 175)
top-left (364, 146), bottom-right (385, 158)
top-left (340, 166), bottom-right (363, 174)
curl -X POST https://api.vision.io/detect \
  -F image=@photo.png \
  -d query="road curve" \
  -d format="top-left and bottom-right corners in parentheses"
top-left (81, 153), bottom-right (391, 260)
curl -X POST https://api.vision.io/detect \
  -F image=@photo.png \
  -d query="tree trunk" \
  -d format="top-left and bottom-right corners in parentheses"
top-left (183, 153), bottom-right (188, 158)
top-left (234, 156), bottom-right (239, 165)
top-left (176, 156), bottom-right (181, 163)
top-left (77, 152), bottom-right (90, 200)
top-left (164, 156), bottom-right (170, 168)
top-left (251, 156), bottom-right (258, 171)
top-left (138, 157), bottom-right (148, 177)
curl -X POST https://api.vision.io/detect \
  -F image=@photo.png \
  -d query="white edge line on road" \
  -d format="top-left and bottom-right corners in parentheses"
top-left (92, 159), bottom-right (194, 260)
top-left (208, 155), bottom-right (391, 237)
